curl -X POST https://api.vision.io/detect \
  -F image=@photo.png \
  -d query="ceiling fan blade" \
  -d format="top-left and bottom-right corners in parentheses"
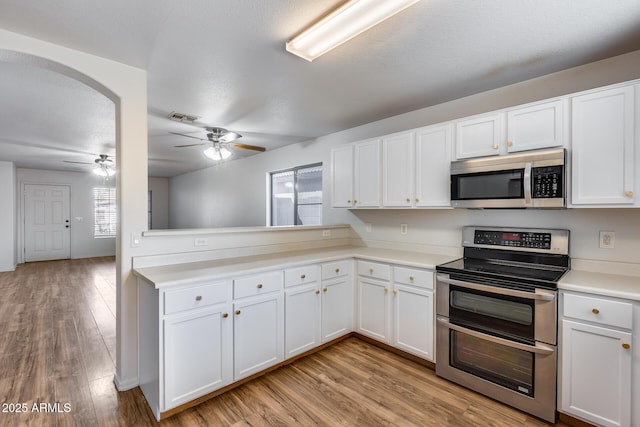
top-left (169, 131), bottom-right (206, 141)
top-left (63, 160), bottom-right (93, 165)
top-left (218, 131), bottom-right (242, 143)
top-left (232, 142), bottom-right (266, 152)
top-left (174, 142), bottom-right (207, 148)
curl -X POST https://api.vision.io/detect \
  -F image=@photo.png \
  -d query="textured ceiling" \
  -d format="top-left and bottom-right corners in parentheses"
top-left (1, 0), bottom-right (640, 177)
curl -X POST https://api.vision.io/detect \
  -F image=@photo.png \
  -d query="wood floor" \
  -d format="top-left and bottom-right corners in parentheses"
top-left (0, 258), bottom-right (572, 427)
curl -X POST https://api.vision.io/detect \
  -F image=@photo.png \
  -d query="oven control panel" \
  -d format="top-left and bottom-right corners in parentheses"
top-left (474, 230), bottom-right (552, 249)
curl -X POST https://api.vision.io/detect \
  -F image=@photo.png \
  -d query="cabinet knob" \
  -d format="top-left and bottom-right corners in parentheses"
top-left (406, 198), bottom-right (411, 203)
top-left (323, 288), bottom-right (328, 293)
top-left (257, 283), bottom-right (263, 289)
top-left (369, 268), bottom-right (374, 274)
top-left (622, 343), bottom-right (631, 350)
top-left (347, 200), bottom-right (352, 204)
top-left (492, 143), bottom-right (499, 150)
top-left (393, 290), bottom-right (398, 295)
top-left (222, 313), bottom-right (229, 318)
top-left (335, 268), bottom-right (340, 273)
top-left (315, 290), bottom-right (320, 295)
top-left (354, 200), bottom-right (358, 204)
top-left (384, 288), bottom-right (389, 293)
top-left (592, 308), bottom-right (600, 315)
top-left (195, 295), bottom-right (202, 301)
top-left (507, 141), bottom-right (513, 147)
top-left (415, 198), bottom-right (419, 203)
top-left (409, 276), bottom-right (414, 281)
top-left (235, 310), bottom-right (241, 315)
top-left (625, 191), bottom-right (633, 197)
top-left (301, 274), bottom-right (306, 279)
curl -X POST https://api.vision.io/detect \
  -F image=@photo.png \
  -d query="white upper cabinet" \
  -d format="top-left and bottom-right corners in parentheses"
top-left (354, 139), bottom-right (382, 207)
top-left (382, 131), bottom-right (415, 207)
top-left (571, 84), bottom-right (637, 206)
top-left (415, 124), bottom-right (452, 207)
top-left (455, 112), bottom-right (504, 159)
top-left (506, 99), bottom-right (565, 153)
top-left (330, 145), bottom-right (354, 208)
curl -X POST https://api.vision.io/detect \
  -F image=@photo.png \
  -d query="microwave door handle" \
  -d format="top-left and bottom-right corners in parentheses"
top-left (523, 162), bottom-right (532, 206)
top-left (438, 276), bottom-right (555, 301)
top-left (436, 317), bottom-right (555, 355)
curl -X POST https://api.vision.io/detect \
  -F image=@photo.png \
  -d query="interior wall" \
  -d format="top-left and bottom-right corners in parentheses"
top-left (149, 177), bottom-right (169, 229)
top-left (169, 49), bottom-right (640, 264)
top-left (0, 161), bottom-right (16, 272)
top-left (16, 168), bottom-right (116, 261)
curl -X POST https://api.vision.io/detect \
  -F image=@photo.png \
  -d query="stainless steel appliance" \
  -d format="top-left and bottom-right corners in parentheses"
top-left (450, 148), bottom-right (565, 209)
top-left (435, 226), bottom-right (570, 423)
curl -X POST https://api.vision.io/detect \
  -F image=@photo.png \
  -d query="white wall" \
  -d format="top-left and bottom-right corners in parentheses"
top-left (0, 161), bottom-right (16, 271)
top-left (149, 177), bottom-right (169, 230)
top-left (169, 49), bottom-right (640, 265)
top-left (17, 168), bottom-right (116, 260)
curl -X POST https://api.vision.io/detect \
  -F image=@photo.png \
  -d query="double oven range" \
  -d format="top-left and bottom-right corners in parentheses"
top-left (435, 226), bottom-right (569, 423)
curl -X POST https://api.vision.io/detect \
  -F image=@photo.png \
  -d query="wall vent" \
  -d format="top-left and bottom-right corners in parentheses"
top-left (168, 111), bottom-right (200, 123)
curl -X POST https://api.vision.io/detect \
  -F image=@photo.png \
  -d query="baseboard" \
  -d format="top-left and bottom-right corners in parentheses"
top-left (558, 413), bottom-right (596, 427)
top-left (113, 373), bottom-right (139, 391)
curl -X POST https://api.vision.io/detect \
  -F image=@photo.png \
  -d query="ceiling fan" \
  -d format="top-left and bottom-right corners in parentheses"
top-left (171, 127), bottom-right (266, 161)
top-left (64, 154), bottom-right (115, 177)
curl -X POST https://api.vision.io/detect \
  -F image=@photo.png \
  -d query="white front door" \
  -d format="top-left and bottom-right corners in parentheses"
top-left (24, 184), bottom-right (71, 262)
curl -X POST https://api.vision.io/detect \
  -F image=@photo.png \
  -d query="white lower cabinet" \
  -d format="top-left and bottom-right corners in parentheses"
top-left (357, 261), bottom-right (435, 361)
top-left (559, 291), bottom-right (634, 427)
top-left (284, 264), bottom-right (321, 358)
top-left (233, 272), bottom-right (284, 380)
top-left (321, 260), bottom-right (354, 342)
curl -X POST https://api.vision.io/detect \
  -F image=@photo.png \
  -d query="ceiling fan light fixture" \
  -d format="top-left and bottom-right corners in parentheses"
top-left (93, 166), bottom-right (114, 177)
top-left (204, 145), bottom-right (232, 161)
top-left (286, 0), bottom-right (421, 61)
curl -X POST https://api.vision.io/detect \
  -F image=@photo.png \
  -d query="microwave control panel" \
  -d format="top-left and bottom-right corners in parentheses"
top-left (532, 166), bottom-right (563, 198)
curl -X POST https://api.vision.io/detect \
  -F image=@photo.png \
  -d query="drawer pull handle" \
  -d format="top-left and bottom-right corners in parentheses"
top-left (592, 308), bottom-right (600, 315)
top-left (195, 295), bottom-right (202, 301)
top-left (335, 268), bottom-right (340, 273)
top-left (622, 343), bottom-right (631, 350)
top-left (301, 274), bottom-right (306, 279)
top-left (257, 284), bottom-right (263, 289)
top-left (222, 313), bottom-right (229, 318)
top-left (315, 290), bottom-right (320, 295)
top-left (235, 310), bottom-right (241, 315)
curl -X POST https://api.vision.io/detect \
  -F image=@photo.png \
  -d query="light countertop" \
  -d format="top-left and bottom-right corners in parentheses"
top-left (559, 269), bottom-right (640, 301)
top-left (134, 246), bottom-right (458, 289)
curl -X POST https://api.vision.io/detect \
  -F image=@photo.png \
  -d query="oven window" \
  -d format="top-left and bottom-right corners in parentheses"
top-left (452, 170), bottom-right (523, 200)
top-left (451, 330), bottom-right (534, 396)
top-left (449, 286), bottom-right (534, 342)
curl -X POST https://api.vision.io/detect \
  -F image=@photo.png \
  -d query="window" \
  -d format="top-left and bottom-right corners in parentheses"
top-left (94, 187), bottom-right (116, 237)
top-left (270, 163), bottom-right (322, 226)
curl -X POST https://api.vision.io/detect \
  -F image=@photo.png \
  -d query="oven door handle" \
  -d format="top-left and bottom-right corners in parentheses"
top-left (436, 317), bottom-right (554, 355)
top-left (438, 276), bottom-right (555, 301)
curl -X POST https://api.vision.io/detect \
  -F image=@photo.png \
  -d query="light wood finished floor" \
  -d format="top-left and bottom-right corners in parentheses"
top-left (0, 258), bottom-right (573, 427)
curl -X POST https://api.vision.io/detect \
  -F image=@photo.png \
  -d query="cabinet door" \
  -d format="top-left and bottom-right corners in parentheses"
top-left (382, 131), bottom-right (414, 207)
top-left (415, 124), bottom-right (452, 207)
top-left (560, 319), bottom-right (632, 427)
top-left (392, 284), bottom-right (434, 361)
top-left (285, 283), bottom-right (321, 358)
top-left (330, 145), bottom-right (354, 208)
top-left (357, 277), bottom-right (390, 343)
top-left (571, 85), bottom-right (636, 206)
top-left (455, 112), bottom-right (504, 159)
top-left (164, 304), bottom-right (232, 409)
top-left (321, 275), bottom-right (354, 342)
top-left (354, 139), bottom-right (381, 207)
top-left (233, 293), bottom-right (284, 380)
top-left (507, 99), bottom-right (565, 153)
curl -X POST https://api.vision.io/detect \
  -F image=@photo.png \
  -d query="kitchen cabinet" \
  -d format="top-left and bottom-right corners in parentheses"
top-left (321, 260), bottom-right (354, 342)
top-left (570, 84), bottom-right (637, 206)
top-left (382, 131), bottom-right (415, 207)
top-left (391, 266), bottom-right (435, 361)
top-left (330, 139), bottom-right (381, 208)
top-left (357, 261), bottom-right (392, 343)
top-left (233, 271), bottom-right (284, 380)
top-left (455, 99), bottom-right (565, 159)
top-left (559, 291), bottom-right (633, 427)
top-left (415, 123), bottom-right (453, 207)
top-left (284, 265), bottom-right (321, 358)
top-left (330, 145), bottom-right (354, 208)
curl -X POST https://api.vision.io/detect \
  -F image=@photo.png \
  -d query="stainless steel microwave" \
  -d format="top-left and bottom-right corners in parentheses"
top-left (450, 148), bottom-right (565, 208)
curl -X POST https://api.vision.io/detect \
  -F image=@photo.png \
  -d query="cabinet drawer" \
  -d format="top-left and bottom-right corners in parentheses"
top-left (393, 266), bottom-right (433, 289)
top-left (321, 260), bottom-right (351, 280)
top-left (358, 261), bottom-right (390, 281)
top-left (284, 265), bottom-right (318, 288)
top-left (234, 271), bottom-right (282, 299)
top-left (164, 281), bottom-right (229, 315)
top-left (563, 292), bottom-right (633, 329)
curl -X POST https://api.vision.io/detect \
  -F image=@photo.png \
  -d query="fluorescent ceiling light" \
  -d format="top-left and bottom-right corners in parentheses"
top-left (286, 0), bottom-right (421, 61)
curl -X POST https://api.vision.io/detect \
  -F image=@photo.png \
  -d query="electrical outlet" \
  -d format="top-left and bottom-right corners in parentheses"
top-left (194, 238), bottom-right (208, 247)
top-left (599, 231), bottom-right (615, 249)
top-left (322, 229), bottom-right (331, 237)
top-left (400, 223), bottom-right (408, 235)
